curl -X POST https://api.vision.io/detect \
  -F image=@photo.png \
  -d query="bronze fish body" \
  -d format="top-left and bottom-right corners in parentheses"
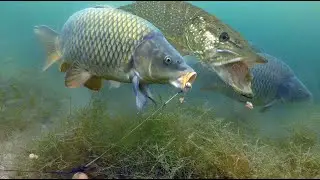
top-left (34, 6), bottom-right (197, 111)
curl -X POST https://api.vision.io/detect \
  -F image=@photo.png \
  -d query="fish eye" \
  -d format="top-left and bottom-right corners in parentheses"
top-left (219, 32), bottom-right (230, 42)
top-left (164, 56), bottom-right (172, 65)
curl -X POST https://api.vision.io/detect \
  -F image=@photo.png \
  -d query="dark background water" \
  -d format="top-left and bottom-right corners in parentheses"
top-left (0, 1), bottom-right (319, 139)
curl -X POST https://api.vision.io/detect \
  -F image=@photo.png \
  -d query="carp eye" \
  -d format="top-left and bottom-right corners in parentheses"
top-left (164, 56), bottom-right (172, 65)
top-left (219, 32), bottom-right (230, 42)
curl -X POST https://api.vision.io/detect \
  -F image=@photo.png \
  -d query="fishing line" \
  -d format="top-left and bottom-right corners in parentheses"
top-left (83, 90), bottom-right (183, 168)
top-left (0, 90), bottom-right (184, 176)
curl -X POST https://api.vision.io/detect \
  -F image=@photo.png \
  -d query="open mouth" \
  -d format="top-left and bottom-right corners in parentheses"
top-left (182, 72), bottom-right (197, 88)
top-left (212, 58), bottom-right (254, 97)
top-left (170, 72), bottom-right (197, 90)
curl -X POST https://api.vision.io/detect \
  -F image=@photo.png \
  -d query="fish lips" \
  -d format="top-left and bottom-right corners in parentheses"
top-left (170, 72), bottom-right (197, 92)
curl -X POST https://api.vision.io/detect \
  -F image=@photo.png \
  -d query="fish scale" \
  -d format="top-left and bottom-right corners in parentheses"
top-left (199, 52), bottom-right (312, 112)
top-left (34, 5), bottom-right (198, 111)
top-left (118, 1), bottom-right (271, 97)
top-left (60, 7), bottom-right (157, 73)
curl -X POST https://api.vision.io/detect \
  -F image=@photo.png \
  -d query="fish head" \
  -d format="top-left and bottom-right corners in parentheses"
top-left (278, 76), bottom-right (313, 103)
top-left (133, 32), bottom-right (197, 91)
top-left (190, 15), bottom-right (267, 97)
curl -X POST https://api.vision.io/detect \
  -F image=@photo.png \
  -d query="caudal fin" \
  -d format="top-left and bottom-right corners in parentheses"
top-left (34, 25), bottom-right (61, 71)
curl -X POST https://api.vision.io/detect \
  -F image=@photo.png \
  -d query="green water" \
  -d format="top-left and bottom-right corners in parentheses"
top-left (0, 1), bottom-right (320, 178)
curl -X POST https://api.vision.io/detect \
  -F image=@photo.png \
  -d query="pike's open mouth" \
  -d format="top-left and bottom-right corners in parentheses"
top-left (170, 72), bottom-right (197, 90)
top-left (214, 60), bottom-right (254, 97)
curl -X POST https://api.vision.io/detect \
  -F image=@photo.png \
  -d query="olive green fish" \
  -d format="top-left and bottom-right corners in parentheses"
top-left (118, 1), bottom-right (267, 97)
top-left (34, 6), bottom-right (197, 111)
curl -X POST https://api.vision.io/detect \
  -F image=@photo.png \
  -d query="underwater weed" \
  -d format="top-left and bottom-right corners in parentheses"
top-left (12, 96), bottom-right (320, 179)
top-left (11, 98), bottom-right (237, 178)
top-left (0, 67), bottom-right (71, 179)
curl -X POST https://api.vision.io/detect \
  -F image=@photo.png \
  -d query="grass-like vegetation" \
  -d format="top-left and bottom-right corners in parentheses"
top-left (0, 68), bottom-right (70, 179)
top-left (0, 65), bottom-right (319, 179)
top-left (9, 92), bottom-right (320, 179)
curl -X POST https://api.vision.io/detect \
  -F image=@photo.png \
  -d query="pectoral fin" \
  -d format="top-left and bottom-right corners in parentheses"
top-left (139, 84), bottom-right (157, 107)
top-left (132, 75), bottom-right (157, 111)
top-left (132, 75), bottom-right (148, 111)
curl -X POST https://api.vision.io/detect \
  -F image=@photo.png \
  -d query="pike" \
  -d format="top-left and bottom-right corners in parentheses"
top-left (118, 1), bottom-right (267, 97)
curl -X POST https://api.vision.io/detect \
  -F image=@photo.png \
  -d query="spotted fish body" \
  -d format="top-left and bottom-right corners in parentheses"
top-left (119, 1), bottom-right (268, 97)
top-left (34, 6), bottom-right (197, 111)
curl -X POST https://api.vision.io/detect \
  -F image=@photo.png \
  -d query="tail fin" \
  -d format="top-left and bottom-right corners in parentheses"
top-left (34, 25), bottom-right (61, 71)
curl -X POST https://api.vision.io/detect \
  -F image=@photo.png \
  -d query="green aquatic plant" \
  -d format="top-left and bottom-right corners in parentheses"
top-left (1, 65), bottom-right (319, 179)
top-left (12, 95), bottom-right (320, 179)
top-left (0, 67), bottom-right (71, 179)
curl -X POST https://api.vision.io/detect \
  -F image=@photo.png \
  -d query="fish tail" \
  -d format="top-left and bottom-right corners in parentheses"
top-left (34, 25), bottom-right (61, 71)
